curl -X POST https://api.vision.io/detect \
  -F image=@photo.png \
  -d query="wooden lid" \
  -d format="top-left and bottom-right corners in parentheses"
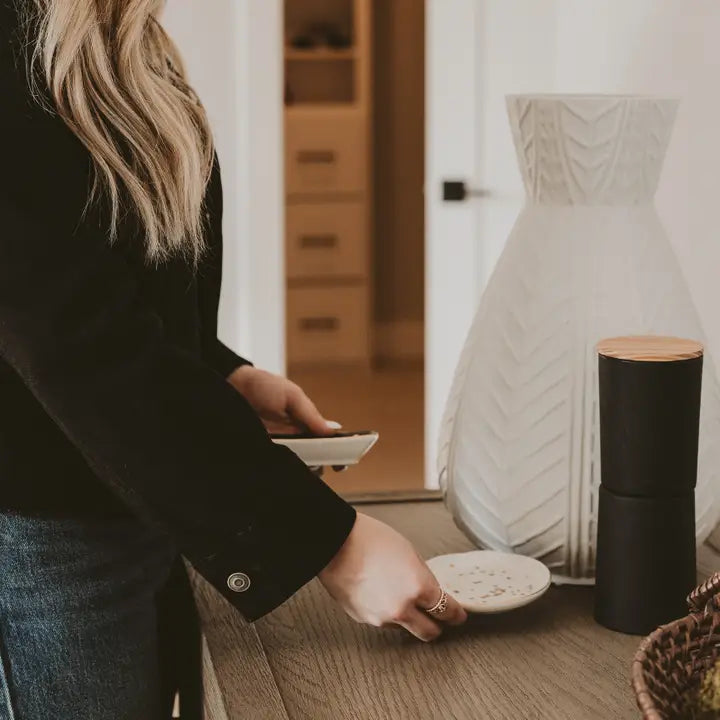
top-left (597, 335), bottom-right (703, 362)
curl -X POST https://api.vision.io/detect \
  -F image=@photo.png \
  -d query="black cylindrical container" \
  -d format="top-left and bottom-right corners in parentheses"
top-left (594, 336), bottom-right (703, 635)
top-left (595, 486), bottom-right (696, 634)
top-left (599, 353), bottom-right (702, 497)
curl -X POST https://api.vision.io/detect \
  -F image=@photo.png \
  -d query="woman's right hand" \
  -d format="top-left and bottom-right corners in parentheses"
top-left (318, 512), bottom-right (468, 641)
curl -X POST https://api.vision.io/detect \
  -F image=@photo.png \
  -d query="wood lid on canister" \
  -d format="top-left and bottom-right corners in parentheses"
top-left (597, 335), bottom-right (703, 362)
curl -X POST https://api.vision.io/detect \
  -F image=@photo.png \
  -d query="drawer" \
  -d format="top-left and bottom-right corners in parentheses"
top-left (287, 285), bottom-right (370, 364)
top-left (286, 202), bottom-right (368, 280)
top-left (286, 112), bottom-right (366, 195)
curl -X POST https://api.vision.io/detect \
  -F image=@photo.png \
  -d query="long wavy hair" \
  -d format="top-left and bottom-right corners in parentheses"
top-left (22, 0), bottom-right (214, 261)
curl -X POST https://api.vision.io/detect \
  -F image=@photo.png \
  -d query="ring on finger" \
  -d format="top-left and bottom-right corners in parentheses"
top-left (425, 588), bottom-right (449, 616)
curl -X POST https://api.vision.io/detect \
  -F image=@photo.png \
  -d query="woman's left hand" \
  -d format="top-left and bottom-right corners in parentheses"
top-left (227, 366), bottom-right (333, 436)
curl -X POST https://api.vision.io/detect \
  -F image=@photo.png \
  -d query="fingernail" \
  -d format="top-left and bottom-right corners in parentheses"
top-left (326, 420), bottom-right (342, 430)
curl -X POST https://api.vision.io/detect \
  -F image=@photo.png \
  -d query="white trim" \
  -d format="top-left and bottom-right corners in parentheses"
top-left (233, 1), bottom-right (285, 374)
top-left (162, 3), bottom-right (285, 375)
top-left (375, 321), bottom-right (424, 361)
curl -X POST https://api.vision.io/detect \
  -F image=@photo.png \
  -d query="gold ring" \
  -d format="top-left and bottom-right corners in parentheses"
top-left (426, 588), bottom-right (449, 616)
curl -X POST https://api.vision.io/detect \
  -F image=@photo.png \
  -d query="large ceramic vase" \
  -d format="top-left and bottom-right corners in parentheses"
top-left (438, 94), bottom-right (720, 583)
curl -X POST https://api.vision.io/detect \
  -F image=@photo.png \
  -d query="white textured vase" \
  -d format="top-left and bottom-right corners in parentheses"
top-left (439, 95), bottom-right (720, 582)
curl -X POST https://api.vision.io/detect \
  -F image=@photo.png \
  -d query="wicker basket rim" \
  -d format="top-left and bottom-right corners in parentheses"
top-left (632, 571), bottom-right (720, 719)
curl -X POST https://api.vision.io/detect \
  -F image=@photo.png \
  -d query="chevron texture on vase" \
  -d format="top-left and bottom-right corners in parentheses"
top-left (439, 95), bottom-right (720, 582)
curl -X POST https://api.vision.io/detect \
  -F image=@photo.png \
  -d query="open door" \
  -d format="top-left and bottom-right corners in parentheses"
top-left (425, 0), bottom-right (484, 489)
top-left (167, 0), bottom-right (553, 491)
top-left (425, 0), bottom-right (555, 488)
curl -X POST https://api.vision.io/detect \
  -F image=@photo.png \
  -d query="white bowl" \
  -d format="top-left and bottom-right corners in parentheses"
top-left (427, 550), bottom-right (552, 614)
top-left (272, 431), bottom-right (379, 467)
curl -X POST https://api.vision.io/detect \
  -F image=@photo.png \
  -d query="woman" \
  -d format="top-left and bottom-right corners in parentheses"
top-left (0, 1), bottom-right (467, 718)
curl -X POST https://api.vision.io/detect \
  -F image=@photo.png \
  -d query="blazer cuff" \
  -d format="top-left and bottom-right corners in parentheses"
top-left (187, 445), bottom-right (357, 621)
top-left (208, 338), bottom-right (253, 379)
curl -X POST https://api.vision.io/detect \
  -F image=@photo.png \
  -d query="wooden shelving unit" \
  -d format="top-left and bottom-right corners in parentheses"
top-left (284, 0), bottom-right (373, 366)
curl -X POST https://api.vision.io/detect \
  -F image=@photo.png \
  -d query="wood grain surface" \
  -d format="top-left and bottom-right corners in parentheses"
top-left (190, 570), bottom-right (289, 720)
top-left (194, 501), bottom-right (641, 720)
top-left (597, 335), bottom-right (703, 362)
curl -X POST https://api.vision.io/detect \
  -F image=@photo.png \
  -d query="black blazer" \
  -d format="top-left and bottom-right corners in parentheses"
top-left (0, 2), bottom-right (355, 621)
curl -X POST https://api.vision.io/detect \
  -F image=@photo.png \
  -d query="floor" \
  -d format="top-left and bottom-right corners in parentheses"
top-left (288, 364), bottom-right (425, 495)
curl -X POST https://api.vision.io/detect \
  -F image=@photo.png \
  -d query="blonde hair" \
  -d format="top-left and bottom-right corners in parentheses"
top-left (23, 0), bottom-right (214, 261)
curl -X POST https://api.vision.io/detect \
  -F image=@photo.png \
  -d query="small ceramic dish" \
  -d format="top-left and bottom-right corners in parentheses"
top-left (271, 431), bottom-right (379, 467)
top-left (427, 550), bottom-right (552, 614)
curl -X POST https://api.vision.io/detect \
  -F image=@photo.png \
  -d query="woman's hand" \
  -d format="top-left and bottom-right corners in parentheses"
top-left (227, 366), bottom-right (333, 436)
top-left (318, 513), bottom-right (468, 641)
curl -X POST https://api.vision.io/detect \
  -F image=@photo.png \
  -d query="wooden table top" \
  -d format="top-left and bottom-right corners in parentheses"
top-left (192, 500), bottom-right (641, 720)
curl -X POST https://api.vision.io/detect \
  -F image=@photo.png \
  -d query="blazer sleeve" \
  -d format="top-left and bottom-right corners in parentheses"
top-left (0, 13), bottom-right (355, 620)
top-left (197, 153), bottom-right (253, 378)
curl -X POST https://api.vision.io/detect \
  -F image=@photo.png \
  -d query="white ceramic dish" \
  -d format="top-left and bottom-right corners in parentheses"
top-left (272, 431), bottom-right (379, 467)
top-left (427, 550), bottom-right (552, 614)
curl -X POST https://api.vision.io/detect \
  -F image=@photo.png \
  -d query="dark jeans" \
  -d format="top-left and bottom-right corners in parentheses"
top-left (0, 512), bottom-right (202, 720)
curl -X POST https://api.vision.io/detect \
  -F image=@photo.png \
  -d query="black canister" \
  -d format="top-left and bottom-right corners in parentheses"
top-left (594, 336), bottom-right (702, 635)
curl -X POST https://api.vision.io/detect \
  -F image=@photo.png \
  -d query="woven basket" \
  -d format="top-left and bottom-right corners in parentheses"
top-left (632, 573), bottom-right (720, 719)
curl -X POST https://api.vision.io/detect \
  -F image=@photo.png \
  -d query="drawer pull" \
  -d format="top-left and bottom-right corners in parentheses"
top-left (297, 150), bottom-right (336, 165)
top-left (300, 234), bottom-right (338, 249)
top-left (299, 317), bottom-right (339, 332)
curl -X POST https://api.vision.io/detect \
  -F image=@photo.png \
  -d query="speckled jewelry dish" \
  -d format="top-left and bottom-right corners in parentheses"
top-left (271, 431), bottom-right (379, 467)
top-left (427, 551), bottom-right (552, 613)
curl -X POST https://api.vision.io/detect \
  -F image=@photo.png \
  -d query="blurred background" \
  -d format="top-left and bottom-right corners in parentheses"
top-left (163, 0), bottom-right (720, 497)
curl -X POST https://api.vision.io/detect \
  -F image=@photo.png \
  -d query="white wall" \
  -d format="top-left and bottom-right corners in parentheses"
top-left (475, 0), bottom-right (720, 370)
top-left (428, 0), bottom-right (720, 488)
top-left (551, 0), bottom-right (720, 372)
top-left (162, 1), bottom-right (285, 373)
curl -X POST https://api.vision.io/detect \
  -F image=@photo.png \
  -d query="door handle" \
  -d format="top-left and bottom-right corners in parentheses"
top-left (300, 234), bottom-right (338, 249)
top-left (442, 180), bottom-right (490, 202)
top-left (299, 317), bottom-right (339, 331)
top-left (297, 150), bottom-right (336, 165)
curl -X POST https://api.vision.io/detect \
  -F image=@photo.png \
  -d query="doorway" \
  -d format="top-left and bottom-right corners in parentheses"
top-left (282, 0), bottom-right (426, 496)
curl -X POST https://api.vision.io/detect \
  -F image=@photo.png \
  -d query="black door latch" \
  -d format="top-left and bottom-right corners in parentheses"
top-left (442, 180), bottom-right (489, 202)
